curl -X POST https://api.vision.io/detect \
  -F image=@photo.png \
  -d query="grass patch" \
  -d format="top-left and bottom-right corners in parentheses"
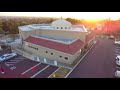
top-left (49, 67), bottom-right (71, 78)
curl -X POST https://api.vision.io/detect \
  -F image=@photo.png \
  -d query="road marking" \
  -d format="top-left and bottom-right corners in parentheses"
top-left (47, 67), bottom-right (60, 78)
top-left (21, 63), bottom-right (41, 75)
top-left (116, 46), bottom-right (120, 48)
top-left (115, 48), bottom-right (120, 50)
top-left (5, 63), bottom-right (14, 67)
top-left (30, 65), bottom-right (50, 78)
top-left (5, 61), bottom-right (18, 64)
top-left (64, 42), bottom-right (96, 78)
top-left (10, 66), bottom-right (16, 70)
top-left (115, 51), bottom-right (120, 53)
top-left (10, 60), bottom-right (23, 62)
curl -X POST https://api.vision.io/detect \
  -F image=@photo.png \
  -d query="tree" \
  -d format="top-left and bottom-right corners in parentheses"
top-left (66, 18), bottom-right (80, 24)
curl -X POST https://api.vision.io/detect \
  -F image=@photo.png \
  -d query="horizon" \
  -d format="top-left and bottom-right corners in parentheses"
top-left (0, 12), bottom-right (120, 20)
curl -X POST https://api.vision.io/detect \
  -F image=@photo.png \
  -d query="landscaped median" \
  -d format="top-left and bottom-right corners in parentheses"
top-left (48, 67), bottom-right (71, 78)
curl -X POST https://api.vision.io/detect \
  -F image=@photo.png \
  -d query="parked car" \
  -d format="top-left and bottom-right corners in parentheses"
top-left (114, 41), bottom-right (120, 45)
top-left (116, 56), bottom-right (120, 66)
top-left (115, 70), bottom-right (120, 78)
top-left (0, 53), bottom-right (17, 62)
top-left (109, 35), bottom-right (114, 39)
top-left (6, 38), bottom-right (14, 43)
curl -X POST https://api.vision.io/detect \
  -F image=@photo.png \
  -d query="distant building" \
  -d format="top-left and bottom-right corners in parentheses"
top-left (96, 24), bottom-right (102, 30)
top-left (18, 19), bottom-right (95, 65)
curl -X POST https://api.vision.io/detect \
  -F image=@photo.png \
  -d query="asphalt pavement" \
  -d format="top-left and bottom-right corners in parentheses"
top-left (67, 36), bottom-right (116, 78)
top-left (0, 49), bottom-right (58, 78)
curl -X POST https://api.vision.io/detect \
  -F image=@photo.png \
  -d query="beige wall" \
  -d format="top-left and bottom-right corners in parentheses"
top-left (40, 29), bottom-right (88, 42)
top-left (24, 41), bottom-right (81, 64)
top-left (19, 28), bottom-right (88, 42)
top-left (19, 29), bottom-right (37, 40)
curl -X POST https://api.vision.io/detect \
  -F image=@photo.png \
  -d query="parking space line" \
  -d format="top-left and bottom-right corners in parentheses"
top-left (5, 63), bottom-right (14, 67)
top-left (47, 67), bottom-right (60, 78)
top-left (115, 51), bottom-right (120, 53)
top-left (5, 62), bottom-right (18, 64)
top-left (30, 65), bottom-right (50, 78)
top-left (10, 60), bottom-right (23, 62)
top-left (21, 63), bottom-right (41, 75)
top-left (115, 48), bottom-right (120, 50)
top-left (116, 47), bottom-right (120, 49)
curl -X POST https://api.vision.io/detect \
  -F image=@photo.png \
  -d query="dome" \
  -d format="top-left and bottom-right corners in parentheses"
top-left (51, 19), bottom-right (72, 30)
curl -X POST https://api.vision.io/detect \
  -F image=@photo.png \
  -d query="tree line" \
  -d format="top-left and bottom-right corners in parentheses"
top-left (0, 16), bottom-right (120, 36)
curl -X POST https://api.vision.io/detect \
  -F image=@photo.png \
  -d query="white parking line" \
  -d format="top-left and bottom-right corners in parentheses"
top-left (64, 42), bottom-right (96, 78)
top-left (10, 66), bottom-right (16, 70)
top-left (21, 63), bottom-right (41, 75)
top-left (5, 62), bottom-right (18, 64)
top-left (47, 67), bottom-right (60, 78)
top-left (116, 47), bottom-right (120, 49)
top-left (5, 63), bottom-right (14, 67)
top-left (30, 65), bottom-right (50, 78)
top-left (115, 51), bottom-right (120, 53)
top-left (115, 48), bottom-right (120, 50)
top-left (10, 60), bottom-right (23, 62)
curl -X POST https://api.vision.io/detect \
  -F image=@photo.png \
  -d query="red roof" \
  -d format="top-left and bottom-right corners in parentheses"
top-left (24, 36), bottom-right (85, 55)
top-left (85, 32), bottom-right (96, 43)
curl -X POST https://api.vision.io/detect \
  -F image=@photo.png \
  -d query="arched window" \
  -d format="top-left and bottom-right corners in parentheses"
top-left (64, 57), bottom-right (68, 60)
top-left (61, 27), bottom-right (63, 29)
top-left (59, 55), bottom-right (62, 58)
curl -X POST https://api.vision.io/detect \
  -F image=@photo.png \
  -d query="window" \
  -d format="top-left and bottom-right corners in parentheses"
top-left (28, 45), bottom-right (38, 50)
top-left (46, 51), bottom-right (48, 53)
top-left (51, 53), bottom-right (53, 55)
top-left (65, 27), bottom-right (67, 29)
top-left (57, 27), bottom-right (59, 29)
top-left (64, 57), bottom-right (68, 60)
top-left (59, 55), bottom-right (62, 58)
top-left (61, 27), bottom-right (63, 29)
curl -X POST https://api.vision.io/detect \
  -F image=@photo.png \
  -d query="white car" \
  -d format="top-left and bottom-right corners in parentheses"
top-left (115, 70), bottom-right (120, 78)
top-left (110, 35), bottom-right (114, 39)
top-left (0, 53), bottom-right (17, 62)
top-left (114, 41), bottom-right (120, 45)
top-left (116, 56), bottom-right (120, 66)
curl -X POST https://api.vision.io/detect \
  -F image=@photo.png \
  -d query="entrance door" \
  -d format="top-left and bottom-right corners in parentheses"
top-left (33, 56), bottom-right (39, 61)
top-left (54, 61), bottom-right (57, 65)
top-left (44, 58), bottom-right (47, 63)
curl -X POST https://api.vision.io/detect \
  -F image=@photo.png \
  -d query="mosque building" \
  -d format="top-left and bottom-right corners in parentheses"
top-left (18, 18), bottom-right (95, 66)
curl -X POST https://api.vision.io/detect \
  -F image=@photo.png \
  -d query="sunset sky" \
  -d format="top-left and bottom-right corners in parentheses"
top-left (0, 12), bottom-right (120, 20)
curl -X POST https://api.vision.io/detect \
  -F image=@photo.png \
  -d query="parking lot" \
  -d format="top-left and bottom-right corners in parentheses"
top-left (0, 49), bottom-right (59, 78)
top-left (67, 36), bottom-right (117, 78)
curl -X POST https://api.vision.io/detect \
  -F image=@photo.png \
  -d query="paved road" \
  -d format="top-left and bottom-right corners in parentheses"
top-left (67, 36), bottom-right (116, 78)
top-left (0, 49), bottom-right (58, 78)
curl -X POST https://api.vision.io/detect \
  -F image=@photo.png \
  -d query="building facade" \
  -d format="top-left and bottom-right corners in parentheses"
top-left (18, 19), bottom-right (96, 65)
